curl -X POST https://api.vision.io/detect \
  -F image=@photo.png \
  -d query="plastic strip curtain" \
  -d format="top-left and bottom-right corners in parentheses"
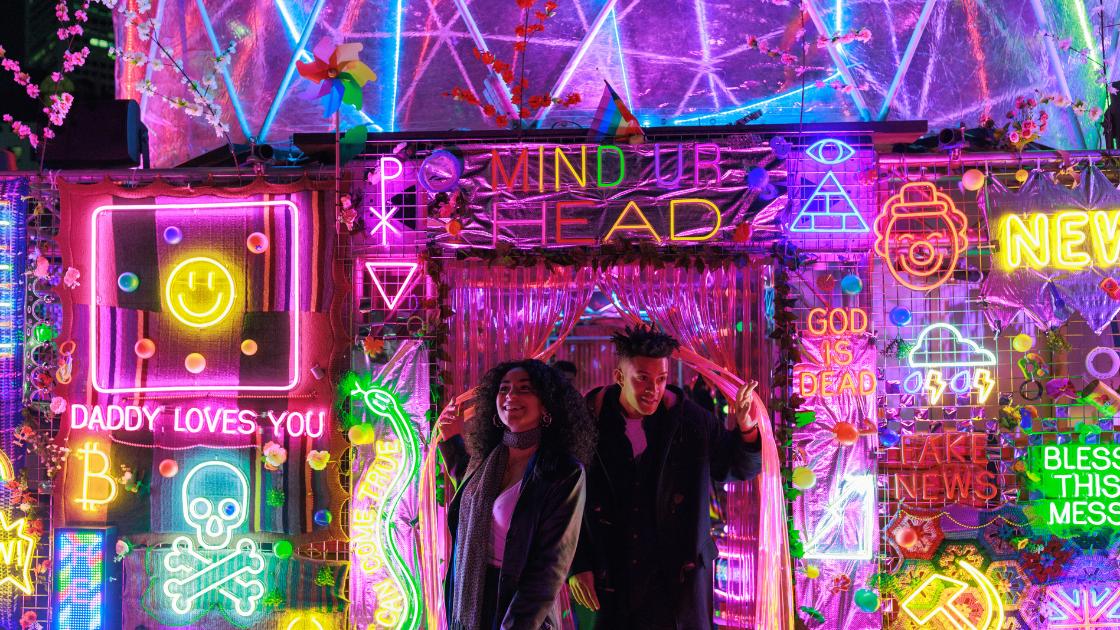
top-left (418, 262), bottom-right (597, 629)
top-left (601, 263), bottom-right (794, 630)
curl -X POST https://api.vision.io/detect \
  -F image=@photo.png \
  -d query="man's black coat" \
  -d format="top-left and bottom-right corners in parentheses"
top-left (572, 384), bottom-right (762, 630)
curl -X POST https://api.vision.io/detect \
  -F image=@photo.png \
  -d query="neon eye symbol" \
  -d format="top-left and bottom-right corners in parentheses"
top-left (805, 139), bottom-right (856, 165)
top-left (164, 257), bottom-right (236, 329)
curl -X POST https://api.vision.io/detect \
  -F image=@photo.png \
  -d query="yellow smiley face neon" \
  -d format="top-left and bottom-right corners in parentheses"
top-left (164, 257), bottom-right (236, 329)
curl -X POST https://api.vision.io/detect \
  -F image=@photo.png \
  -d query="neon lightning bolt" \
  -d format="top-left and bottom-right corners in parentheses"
top-left (972, 368), bottom-right (995, 404)
top-left (925, 370), bottom-right (947, 405)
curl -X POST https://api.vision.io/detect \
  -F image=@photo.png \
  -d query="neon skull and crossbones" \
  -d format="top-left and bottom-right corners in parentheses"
top-left (160, 461), bottom-right (265, 618)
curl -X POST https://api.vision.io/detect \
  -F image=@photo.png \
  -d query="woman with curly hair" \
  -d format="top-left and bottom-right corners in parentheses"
top-left (438, 359), bottom-right (595, 630)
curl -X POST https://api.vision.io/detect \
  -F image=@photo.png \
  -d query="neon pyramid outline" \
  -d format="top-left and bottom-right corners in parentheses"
top-left (790, 171), bottom-right (870, 233)
top-left (364, 261), bottom-right (419, 310)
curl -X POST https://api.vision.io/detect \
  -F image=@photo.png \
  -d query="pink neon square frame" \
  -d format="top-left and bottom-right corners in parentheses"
top-left (89, 200), bottom-right (302, 394)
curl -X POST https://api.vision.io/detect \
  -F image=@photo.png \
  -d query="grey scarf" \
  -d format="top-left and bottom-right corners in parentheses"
top-left (451, 428), bottom-right (542, 630)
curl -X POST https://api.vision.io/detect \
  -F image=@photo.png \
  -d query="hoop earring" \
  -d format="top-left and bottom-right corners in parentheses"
top-left (541, 411), bottom-right (553, 427)
top-left (492, 415), bottom-right (502, 428)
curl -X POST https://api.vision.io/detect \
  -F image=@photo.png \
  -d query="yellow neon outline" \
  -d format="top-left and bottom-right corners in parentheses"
top-left (1091, 210), bottom-right (1120, 266)
top-left (1051, 211), bottom-right (1092, 270)
top-left (603, 200), bottom-right (663, 243)
top-left (0, 450), bottom-right (15, 482)
top-left (163, 256), bottom-right (237, 329)
top-left (74, 441), bottom-right (118, 511)
top-left (286, 616), bottom-right (325, 630)
top-left (972, 368), bottom-right (995, 404)
top-left (900, 560), bottom-right (1004, 630)
top-left (669, 198), bottom-right (722, 241)
top-left (925, 370), bottom-right (947, 405)
top-left (0, 512), bottom-right (35, 594)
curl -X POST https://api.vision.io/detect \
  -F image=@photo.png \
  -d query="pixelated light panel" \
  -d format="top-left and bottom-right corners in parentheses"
top-left (90, 201), bottom-right (300, 393)
top-left (53, 527), bottom-right (121, 630)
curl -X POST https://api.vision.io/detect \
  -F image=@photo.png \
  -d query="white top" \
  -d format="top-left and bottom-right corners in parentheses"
top-left (625, 416), bottom-right (648, 457)
top-left (489, 479), bottom-right (524, 567)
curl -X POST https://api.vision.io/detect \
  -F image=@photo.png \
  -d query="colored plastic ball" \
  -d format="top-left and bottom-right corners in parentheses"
top-left (446, 219), bottom-right (463, 237)
top-left (163, 226), bottom-right (183, 245)
top-left (834, 422), bottom-right (859, 446)
top-left (880, 427), bottom-right (901, 448)
top-left (117, 272), bottom-right (140, 293)
top-left (1015, 169), bottom-right (1029, 184)
top-left (158, 459), bottom-right (179, 478)
top-left (184, 352), bottom-right (206, 374)
top-left (816, 274), bottom-right (837, 292)
top-left (854, 589), bottom-right (880, 613)
top-left (273, 540), bottom-right (293, 559)
top-left (840, 274), bottom-right (863, 295)
top-left (894, 526), bottom-right (919, 549)
top-left (962, 168), bottom-right (986, 191)
top-left (889, 306), bottom-right (911, 327)
top-left (348, 423), bottom-right (375, 445)
top-left (804, 564), bottom-right (820, 579)
top-left (241, 339), bottom-right (258, 356)
top-left (313, 509), bottom-right (332, 527)
top-left (1012, 333), bottom-right (1034, 353)
top-left (135, 338), bottom-right (156, 359)
top-left (33, 324), bottom-right (56, 344)
top-left (247, 232), bottom-right (269, 254)
top-left (791, 466), bottom-right (817, 490)
top-left (747, 166), bottom-right (770, 189)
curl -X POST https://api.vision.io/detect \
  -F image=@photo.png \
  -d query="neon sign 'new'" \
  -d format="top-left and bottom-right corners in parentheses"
top-left (999, 209), bottom-right (1120, 270)
top-left (790, 139), bottom-right (869, 233)
top-left (874, 182), bottom-right (969, 291)
top-left (348, 379), bottom-right (422, 630)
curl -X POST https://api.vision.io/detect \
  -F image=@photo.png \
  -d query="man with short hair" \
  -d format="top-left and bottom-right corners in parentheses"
top-left (568, 325), bottom-right (762, 630)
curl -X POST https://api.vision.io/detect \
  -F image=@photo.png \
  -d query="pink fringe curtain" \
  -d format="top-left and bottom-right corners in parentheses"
top-left (419, 262), bottom-right (597, 630)
top-left (601, 264), bottom-right (794, 630)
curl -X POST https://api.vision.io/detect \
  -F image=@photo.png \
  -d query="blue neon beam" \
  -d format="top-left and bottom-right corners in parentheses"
top-left (388, 0), bottom-right (403, 132)
top-left (670, 71), bottom-right (841, 125)
top-left (259, 0), bottom-right (328, 141)
top-left (193, 0), bottom-right (252, 139)
top-left (610, 8), bottom-right (634, 112)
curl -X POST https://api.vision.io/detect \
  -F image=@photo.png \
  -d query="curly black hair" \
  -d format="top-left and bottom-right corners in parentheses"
top-left (468, 359), bottom-right (597, 467)
top-left (610, 324), bottom-right (680, 359)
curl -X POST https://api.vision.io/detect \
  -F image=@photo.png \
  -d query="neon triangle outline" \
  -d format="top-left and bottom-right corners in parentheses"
top-left (789, 170), bottom-right (870, 233)
top-left (364, 261), bottom-right (419, 310)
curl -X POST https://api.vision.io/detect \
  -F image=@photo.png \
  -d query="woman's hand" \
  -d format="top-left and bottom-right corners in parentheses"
top-left (437, 402), bottom-right (464, 441)
top-left (732, 380), bottom-right (761, 439)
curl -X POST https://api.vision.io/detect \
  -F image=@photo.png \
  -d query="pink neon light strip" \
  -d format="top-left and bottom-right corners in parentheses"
top-left (364, 261), bottom-right (420, 310)
top-left (89, 200), bottom-right (302, 394)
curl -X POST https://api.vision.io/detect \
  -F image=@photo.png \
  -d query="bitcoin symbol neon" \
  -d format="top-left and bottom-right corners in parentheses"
top-left (74, 441), bottom-right (118, 511)
top-left (164, 257), bottom-right (237, 329)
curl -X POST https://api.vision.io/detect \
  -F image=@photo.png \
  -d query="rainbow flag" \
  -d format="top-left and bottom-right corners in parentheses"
top-left (589, 80), bottom-right (643, 142)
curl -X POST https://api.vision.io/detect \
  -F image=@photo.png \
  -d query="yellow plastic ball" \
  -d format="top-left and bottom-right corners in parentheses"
top-left (1014, 169), bottom-right (1029, 184)
top-left (348, 424), bottom-right (375, 445)
top-left (791, 466), bottom-right (817, 490)
top-left (241, 339), bottom-right (258, 356)
top-left (962, 168), bottom-right (986, 191)
top-left (1012, 333), bottom-right (1034, 353)
top-left (804, 565), bottom-right (820, 579)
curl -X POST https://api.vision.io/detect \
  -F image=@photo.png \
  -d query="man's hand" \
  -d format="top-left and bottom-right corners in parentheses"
top-left (733, 380), bottom-right (761, 441)
top-left (436, 402), bottom-right (463, 441)
top-left (567, 572), bottom-right (600, 611)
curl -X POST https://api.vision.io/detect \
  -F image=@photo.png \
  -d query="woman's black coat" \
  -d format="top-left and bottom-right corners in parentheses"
top-left (441, 436), bottom-right (586, 630)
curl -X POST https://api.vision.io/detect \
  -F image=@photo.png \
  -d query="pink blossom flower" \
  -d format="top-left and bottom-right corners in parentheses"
top-left (50, 72), bottom-right (61, 82)
top-left (1057, 38), bottom-right (1072, 51)
top-left (1, 59), bottom-right (19, 73)
top-left (1008, 130), bottom-right (1021, 144)
top-left (43, 128), bottom-right (54, 139)
top-left (25, 84), bottom-right (39, 98)
top-left (2, 114), bottom-right (10, 123)
top-left (1015, 95), bottom-right (1025, 109)
top-left (74, 9), bottom-right (87, 21)
top-left (1089, 106), bottom-right (1103, 121)
top-left (1027, 98), bottom-right (1037, 108)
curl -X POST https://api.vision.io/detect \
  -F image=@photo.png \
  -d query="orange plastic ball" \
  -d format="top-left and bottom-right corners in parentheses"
top-left (134, 338), bottom-right (156, 359)
top-left (158, 459), bottom-right (179, 478)
top-left (834, 422), bottom-right (859, 446)
top-left (894, 526), bottom-right (919, 549)
top-left (247, 232), bottom-right (269, 254)
top-left (241, 339), bottom-right (258, 356)
top-left (184, 352), bottom-right (206, 374)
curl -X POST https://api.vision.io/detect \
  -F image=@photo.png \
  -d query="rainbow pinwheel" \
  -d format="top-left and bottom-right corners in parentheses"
top-left (296, 38), bottom-right (376, 118)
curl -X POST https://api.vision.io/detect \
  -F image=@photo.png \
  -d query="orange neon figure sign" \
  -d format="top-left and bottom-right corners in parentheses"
top-left (874, 182), bottom-right (969, 291)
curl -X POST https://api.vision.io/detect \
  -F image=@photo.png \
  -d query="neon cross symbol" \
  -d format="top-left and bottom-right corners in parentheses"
top-left (901, 560), bottom-right (1004, 630)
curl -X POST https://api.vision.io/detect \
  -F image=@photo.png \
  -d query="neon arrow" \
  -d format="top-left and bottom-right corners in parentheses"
top-left (901, 560), bottom-right (1004, 630)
